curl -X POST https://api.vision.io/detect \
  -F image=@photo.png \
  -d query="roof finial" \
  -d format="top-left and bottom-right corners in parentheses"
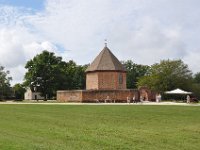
top-left (104, 39), bottom-right (107, 47)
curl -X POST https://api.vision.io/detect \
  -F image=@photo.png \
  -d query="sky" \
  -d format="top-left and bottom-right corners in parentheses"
top-left (0, 0), bottom-right (200, 85)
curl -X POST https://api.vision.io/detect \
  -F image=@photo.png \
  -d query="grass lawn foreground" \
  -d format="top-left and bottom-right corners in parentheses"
top-left (0, 105), bottom-right (199, 150)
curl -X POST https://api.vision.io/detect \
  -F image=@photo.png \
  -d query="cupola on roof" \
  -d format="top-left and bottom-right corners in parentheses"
top-left (86, 46), bottom-right (126, 72)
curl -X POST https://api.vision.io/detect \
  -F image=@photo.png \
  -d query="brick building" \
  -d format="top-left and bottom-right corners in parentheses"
top-left (86, 46), bottom-right (126, 90)
top-left (57, 45), bottom-right (156, 102)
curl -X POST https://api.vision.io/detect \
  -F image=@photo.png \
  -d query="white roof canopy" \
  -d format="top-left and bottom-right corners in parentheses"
top-left (165, 88), bottom-right (192, 94)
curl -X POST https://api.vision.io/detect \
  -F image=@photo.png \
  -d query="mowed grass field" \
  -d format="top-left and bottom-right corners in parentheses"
top-left (0, 105), bottom-right (199, 150)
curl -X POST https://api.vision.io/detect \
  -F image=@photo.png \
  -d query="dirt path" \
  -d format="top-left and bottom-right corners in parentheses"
top-left (0, 101), bottom-right (199, 106)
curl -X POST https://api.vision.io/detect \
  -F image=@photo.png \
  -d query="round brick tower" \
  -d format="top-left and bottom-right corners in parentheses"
top-left (85, 46), bottom-right (127, 90)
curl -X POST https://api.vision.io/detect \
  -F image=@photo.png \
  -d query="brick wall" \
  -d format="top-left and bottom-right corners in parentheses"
top-left (86, 72), bottom-right (98, 90)
top-left (138, 87), bottom-right (156, 101)
top-left (57, 89), bottom-right (138, 102)
top-left (82, 89), bottom-right (138, 102)
top-left (57, 90), bottom-right (83, 102)
top-left (86, 71), bottom-right (126, 90)
top-left (56, 88), bottom-right (157, 103)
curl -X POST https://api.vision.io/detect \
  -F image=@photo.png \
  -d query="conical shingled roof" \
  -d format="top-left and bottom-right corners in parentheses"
top-left (86, 46), bottom-right (126, 72)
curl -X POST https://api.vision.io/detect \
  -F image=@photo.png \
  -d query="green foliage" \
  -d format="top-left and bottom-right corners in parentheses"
top-left (190, 72), bottom-right (200, 99)
top-left (0, 66), bottom-right (12, 100)
top-left (122, 60), bottom-right (149, 88)
top-left (13, 83), bottom-right (26, 100)
top-left (138, 59), bottom-right (192, 93)
top-left (24, 50), bottom-right (67, 99)
top-left (190, 83), bottom-right (200, 99)
top-left (24, 51), bottom-right (88, 99)
top-left (0, 105), bottom-right (200, 150)
top-left (63, 60), bottom-right (88, 90)
top-left (23, 50), bottom-right (200, 99)
top-left (72, 64), bottom-right (88, 89)
top-left (194, 72), bottom-right (200, 83)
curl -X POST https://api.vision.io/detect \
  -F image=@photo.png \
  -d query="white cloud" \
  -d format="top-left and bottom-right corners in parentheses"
top-left (0, 27), bottom-right (58, 84)
top-left (30, 0), bottom-right (200, 65)
top-left (0, 6), bottom-right (58, 84)
top-left (183, 49), bottom-right (200, 73)
top-left (1, 0), bottom-right (200, 85)
top-left (119, 17), bottom-right (187, 64)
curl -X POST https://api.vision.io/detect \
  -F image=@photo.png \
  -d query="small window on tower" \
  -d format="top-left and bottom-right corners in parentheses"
top-left (119, 73), bottom-right (123, 84)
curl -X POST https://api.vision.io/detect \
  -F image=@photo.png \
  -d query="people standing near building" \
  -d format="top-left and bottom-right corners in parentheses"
top-left (140, 95), bottom-right (143, 103)
top-left (186, 95), bottom-right (190, 103)
top-left (156, 94), bottom-right (159, 102)
top-left (127, 96), bottom-right (130, 104)
top-left (105, 96), bottom-right (110, 103)
top-left (156, 94), bottom-right (162, 102)
top-left (133, 96), bottom-right (136, 103)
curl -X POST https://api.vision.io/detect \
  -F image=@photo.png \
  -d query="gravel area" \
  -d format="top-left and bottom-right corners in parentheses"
top-left (0, 101), bottom-right (199, 106)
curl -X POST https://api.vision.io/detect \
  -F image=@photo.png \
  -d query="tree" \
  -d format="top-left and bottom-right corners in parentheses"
top-left (0, 66), bottom-right (12, 100)
top-left (63, 60), bottom-right (88, 90)
top-left (72, 64), bottom-right (88, 89)
top-left (190, 72), bottom-right (200, 99)
top-left (194, 72), bottom-right (200, 83)
top-left (190, 83), bottom-right (200, 99)
top-left (137, 59), bottom-right (192, 93)
top-left (13, 83), bottom-right (26, 100)
top-left (122, 60), bottom-right (149, 88)
top-left (24, 50), bottom-right (67, 100)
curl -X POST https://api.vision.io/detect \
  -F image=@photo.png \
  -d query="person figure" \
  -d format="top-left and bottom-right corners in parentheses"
top-left (127, 96), bottom-right (130, 104)
top-left (156, 94), bottom-right (162, 102)
top-left (133, 96), bottom-right (136, 103)
top-left (105, 96), bottom-right (110, 103)
top-left (156, 94), bottom-right (159, 102)
top-left (140, 95), bottom-right (143, 103)
top-left (186, 95), bottom-right (190, 103)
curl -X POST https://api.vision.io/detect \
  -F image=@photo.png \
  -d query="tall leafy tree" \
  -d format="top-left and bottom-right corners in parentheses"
top-left (122, 60), bottom-right (149, 88)
top-left (0, 66), bottom-right (12, 100)
top-left (137, 59), bottom-right (192, 93)
top-left (63, 60), bottom-right (88, 90)
top-left (72, 64), bottom-right (88, 89)
top-left (13, 83), bottom-right (26, 100)
top-left (194, 72), bottom-right (200, 83)
top-left (190, 72), bottom-right (200, 99)
top-left (24, 50), bottom-right (67, 100)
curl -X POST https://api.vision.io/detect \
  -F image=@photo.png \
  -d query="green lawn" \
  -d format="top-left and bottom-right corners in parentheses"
top-left (0, 105), bottom-right (199, 150)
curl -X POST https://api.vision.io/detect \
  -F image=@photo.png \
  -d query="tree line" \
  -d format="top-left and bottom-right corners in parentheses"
top-left (1, 50), bottom-right (200, 100)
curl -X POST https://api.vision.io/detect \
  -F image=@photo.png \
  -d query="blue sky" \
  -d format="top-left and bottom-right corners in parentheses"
top-left (0, 0), bottom-right (45, 11)
top-left (0, 0), bottom-right (200, 84)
